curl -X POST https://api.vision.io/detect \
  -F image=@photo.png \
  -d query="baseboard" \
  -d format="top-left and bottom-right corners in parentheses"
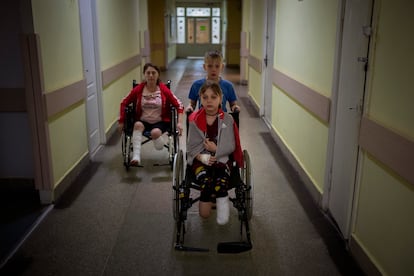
top-left (247, 94), bottom-right (321, 205)
top-left (106, 121), bottom-right (119, 143)
top-left (268, 127), bottom-right (322, 205)
top-left (53, 153), bottom-right (90, 203)
top-left (349, 235), bottom-right (382, 276)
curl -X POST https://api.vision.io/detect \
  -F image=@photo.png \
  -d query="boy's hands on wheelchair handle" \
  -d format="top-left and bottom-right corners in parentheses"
top-left (185, 104), bottom-right (194, 113)
top-left (231, 104), bottom-right (240, 113)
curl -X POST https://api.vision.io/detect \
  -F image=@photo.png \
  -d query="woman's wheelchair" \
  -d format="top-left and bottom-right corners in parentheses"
top-left (121, 80), bottom-right (179, 171)
top-left (172, 112), bottom-right (253, 253)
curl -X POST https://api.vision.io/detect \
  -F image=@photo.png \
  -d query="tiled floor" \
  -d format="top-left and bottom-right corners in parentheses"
top-left (0, 59), bottom-right (364, 275)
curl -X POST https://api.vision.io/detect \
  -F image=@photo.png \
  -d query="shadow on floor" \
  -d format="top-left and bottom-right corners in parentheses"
top-left (259, 132), bottom-right (365, 276)
top-left (0, 180), bottom-right (44, 268)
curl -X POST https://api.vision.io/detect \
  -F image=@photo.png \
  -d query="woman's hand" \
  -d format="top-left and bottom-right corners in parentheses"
top-left (118, 122), bottom-right (124, 134)
top-left (177, 122), bottom-right (183, 136)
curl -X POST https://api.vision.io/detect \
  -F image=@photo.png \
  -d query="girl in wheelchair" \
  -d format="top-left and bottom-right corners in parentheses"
top-left (187, 81), bottom-right (243, 225)
top-left (118, 63), bottom-right (183, 166)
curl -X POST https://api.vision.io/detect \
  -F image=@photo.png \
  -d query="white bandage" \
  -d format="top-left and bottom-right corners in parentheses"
top-left (199, 154), bottom-right (211, 165)
top-left (216, 196), bottom-right (230, 225)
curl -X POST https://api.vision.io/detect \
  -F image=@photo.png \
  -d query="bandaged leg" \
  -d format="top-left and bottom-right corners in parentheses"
top-left (131, 130), bottom-right (142, 165)
top-left (216, 196), bottom-right (230, 225)
top-left (153, 136), bottom-right (165, 150)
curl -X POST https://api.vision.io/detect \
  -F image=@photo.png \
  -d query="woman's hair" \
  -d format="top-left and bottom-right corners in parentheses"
top-left (143, 63), bottom-right (161, 84)
top-left (199, 81), bottom-right (223, 108)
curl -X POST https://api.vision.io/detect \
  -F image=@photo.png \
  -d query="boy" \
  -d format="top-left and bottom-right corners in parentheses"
top-left (186, 50), bottom-right (240, 113)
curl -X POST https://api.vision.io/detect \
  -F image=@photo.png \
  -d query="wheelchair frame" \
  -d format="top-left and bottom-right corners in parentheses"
top-left (172, 112), bottom-right (253, 253)
top-left (121, 80), bottom-right (179, 171)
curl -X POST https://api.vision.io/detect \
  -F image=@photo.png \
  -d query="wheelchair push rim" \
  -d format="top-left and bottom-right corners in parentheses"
top-left (241, 150), bottom-right (253, 221)
top-left (172, 150), bottom-right (184, 221)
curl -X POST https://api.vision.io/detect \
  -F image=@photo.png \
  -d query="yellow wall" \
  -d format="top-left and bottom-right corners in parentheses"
top-left (32, 0), bottom-right (83, 92)
top-left (148, 0), bottom-right (166, 68)
top-left (271, 0), bottom-right (338, 192)
top-left (272, 87), bottom-right (328, 191)
top-left (275, 0), bottom-right (338, 96)
top-left (366, 3), bottom-right (414, 138)
top-left (102, 70), bottom-right (139, 132)
top-left (97, 0), bottom-right (140, 70)
top-left (240, 0), bottom-right (251, 82)
top-left (352, 1), bottom-right (414, 275)
top-left (31, 0), bottom-right (87, 187)
top-left (31, 0), bottom-right (144, 189)
top-left (247, 0), bottom-right (264, 107)
top-left (97, 0), bottom-right (142, 132)
top-left (226, 0), bottom-right (241, 66)
top-left (49, 103), bottom-right (88, 187)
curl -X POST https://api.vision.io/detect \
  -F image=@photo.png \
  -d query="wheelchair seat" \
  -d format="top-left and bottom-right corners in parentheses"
top-left (121, 80), bottom-right (179, 171)
top-left (171, 109), bottom-right (253, 253)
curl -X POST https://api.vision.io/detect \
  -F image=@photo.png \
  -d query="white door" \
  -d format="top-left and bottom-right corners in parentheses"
top-left (79, 0), bottom-right (102, 158)
top-left (262, 0), bottom-right (276, 126)
top-left (326, 0), bottom-right (373, 238)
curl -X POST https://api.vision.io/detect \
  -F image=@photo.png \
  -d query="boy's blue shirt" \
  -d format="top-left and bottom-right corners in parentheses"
top-left (188, 78), bottom-right (237, 112)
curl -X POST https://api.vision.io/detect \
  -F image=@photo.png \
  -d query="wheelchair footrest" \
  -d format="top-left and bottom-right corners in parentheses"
top-left (217, 241), bottom-right (252, 253)
top-left (174, 244), bottom-right (209, 252)
top-left (153, 163), bottom-right (169, 167)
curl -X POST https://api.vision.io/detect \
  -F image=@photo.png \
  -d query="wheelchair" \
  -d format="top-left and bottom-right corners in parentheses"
top-left (121, 80), bottom-right (179, 171)
top-left (172, 112), bottom-right (253, 253)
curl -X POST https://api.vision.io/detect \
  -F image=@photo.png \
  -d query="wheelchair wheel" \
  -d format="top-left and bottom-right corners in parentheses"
top-left (122, 132), bottom-right (132, 171)
top-left (241, 150), bottom-right (253, 220)
top-left (172, 150), bottom-right (184, 221)
top-left (168, 107), bottom-right (179, 169)
top-left (168, 133), bottom-right (179, 170)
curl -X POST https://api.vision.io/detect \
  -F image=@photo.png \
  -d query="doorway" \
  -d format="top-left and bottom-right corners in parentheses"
top-left (324, 0), bottom-right (374, 238)
top-left (79, 0), bottom-right (103, 159)
top-left (262, 0), bottom-right (276, 127)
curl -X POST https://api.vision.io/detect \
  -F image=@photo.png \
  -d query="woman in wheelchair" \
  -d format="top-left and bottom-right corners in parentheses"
top-left (118, 63), bottom-right (183, 166)
top-left (187, 81), bottom-right (243, 225)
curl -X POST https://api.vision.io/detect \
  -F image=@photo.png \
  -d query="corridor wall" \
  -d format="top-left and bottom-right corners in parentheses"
top-left (351, 2), bottom-right (414, 275)
top-left (31, 0), bottom-right (87, 198)
top-left (242, 0), bottom-right (414, 275)
top-left (28, 0), bottom-right (145, 202)
top-left (97, 0), bottom-right (142, 134)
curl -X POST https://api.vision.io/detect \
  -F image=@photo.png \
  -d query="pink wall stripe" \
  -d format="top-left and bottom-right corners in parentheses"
top-left (272, 69), bottom-right (331, 124)
top-left (248, 55), bottom-right (262, 73)
top-left (101, 55), bottom-right (141, 87)
top-left (44, 79), bottom-right (86, 118)
top-left (359, 116), bottom-right (414, 186)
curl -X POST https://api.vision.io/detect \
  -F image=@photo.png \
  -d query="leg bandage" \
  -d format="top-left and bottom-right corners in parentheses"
top-left (216, 196), bottom-right (230, 225)
top-left (153, 136), bottom-right (165, 150)
top-left (132, 130), bottom-right (142, 163)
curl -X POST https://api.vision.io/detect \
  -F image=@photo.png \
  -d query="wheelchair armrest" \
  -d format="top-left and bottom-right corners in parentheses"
top-left (123, 103), bottom-right (135, 135)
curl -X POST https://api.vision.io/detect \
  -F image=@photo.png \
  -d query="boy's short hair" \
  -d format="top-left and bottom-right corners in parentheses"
top-left (204, 50), bottom-right (223, 62)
